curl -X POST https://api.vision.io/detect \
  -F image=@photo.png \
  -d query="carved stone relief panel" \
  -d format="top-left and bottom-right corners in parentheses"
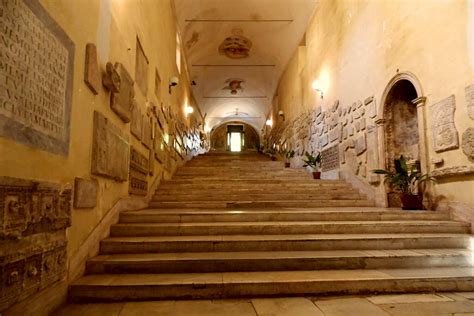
top-left (430, 95), bottom-right (459, 153)
top-left (321, 145), bottom-right (339, 172)
top-left (466, 84), bottom-right (474, 120)
top-left (129, 146), bottom-right (148, 195)
top-left (0, 0), bottom-right (75, 156)
top-left (84, 43), bottom-right (100, 95)
top-left (461, 127), bottom-right (474, 159)
top-left (73, 178), bottom-right (98, 209)
top-left (130, 100), bottom-right (143, 140)
top-left (0, 177), bottom-right (70, 311)
top-left (91, 111), bottom-right (130, 181)
top-left (135, 37), bottom-right (149, 96)
top-left (110, 63), bottom-right (134, 123)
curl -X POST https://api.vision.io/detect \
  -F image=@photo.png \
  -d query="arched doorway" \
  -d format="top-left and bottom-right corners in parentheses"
top-left (210, 122), bottom-right (260, 152)
top-left (378, 73), bottom-right (427, 207)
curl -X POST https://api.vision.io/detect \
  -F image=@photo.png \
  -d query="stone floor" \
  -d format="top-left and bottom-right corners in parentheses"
top-left (55, 292), bottom-right (474, 315)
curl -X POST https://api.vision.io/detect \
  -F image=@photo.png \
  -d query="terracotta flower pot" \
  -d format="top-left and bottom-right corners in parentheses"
top-left (312, 171), bottom-right (321, 179)
top-left (271, 156), bottom-right (277, 161)
top-left (284, 162), bottom-right (290, 168)
top-left (400, 194), bottom-right (422, 210)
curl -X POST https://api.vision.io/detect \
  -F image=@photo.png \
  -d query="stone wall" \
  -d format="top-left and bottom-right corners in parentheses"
top-left (265, 0), bottom-right (474, 212)
top-left (0, 0), bottom-right (206, 312)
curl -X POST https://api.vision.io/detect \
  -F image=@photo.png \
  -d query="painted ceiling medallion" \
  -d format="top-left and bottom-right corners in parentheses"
top-left (223, 78), bottom-right (245, 94)
top-left (218, 28), bottom-right (252, 59)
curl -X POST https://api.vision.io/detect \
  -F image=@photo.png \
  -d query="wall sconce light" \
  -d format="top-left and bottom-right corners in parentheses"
top-left (312, 80), bottom-right (324, 99)
top-left (184, 105), bottom-right (194, 116)
top-left (204, 123), bottom-right (211, 133)
top-left (265, 119), bottom-right (273, 127)
top-left (278, 110), bottom-right (285, 121)
top-left (169, 76), bottom-right (179, 93)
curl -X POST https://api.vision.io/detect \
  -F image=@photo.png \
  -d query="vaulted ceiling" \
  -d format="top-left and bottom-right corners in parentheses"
top-left (174, 0), bottom-right (317, 133)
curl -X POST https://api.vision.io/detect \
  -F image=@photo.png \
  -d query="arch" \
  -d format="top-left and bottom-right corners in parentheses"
top-left (376, 72), bottom-right (429, 207)
top-left (210, 121), bottom-right (261, 151)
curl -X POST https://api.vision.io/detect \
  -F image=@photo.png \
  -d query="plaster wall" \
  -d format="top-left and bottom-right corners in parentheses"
top-left (0, 0), bottom-right (203, 312)
top-left (268, 0), bottom-right (473, 212)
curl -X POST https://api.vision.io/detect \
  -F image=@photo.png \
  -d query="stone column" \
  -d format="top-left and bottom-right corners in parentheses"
top-left (411, 96), bottom-right (431, 208)
top-left (374, 118), bottom-right (388, 207)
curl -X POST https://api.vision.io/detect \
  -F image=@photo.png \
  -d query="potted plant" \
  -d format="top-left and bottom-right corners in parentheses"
top-left (281, 149), bottom-right (295, 168)
top-left (267, 148), bottom-right (277, 161)
top-left (372, 155), bottom-right (435, 210)
top-left (302, 151), bottom-right (322, 179)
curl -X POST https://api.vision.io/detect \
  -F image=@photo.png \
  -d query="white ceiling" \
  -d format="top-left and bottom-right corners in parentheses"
top-left (174, 0), bottom-right (318, 133)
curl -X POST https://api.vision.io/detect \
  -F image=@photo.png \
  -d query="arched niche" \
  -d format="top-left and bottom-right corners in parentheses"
top-left (376, 72), bottom-right (429, 207)
top-left (210, 121), bottom-right (260, 151)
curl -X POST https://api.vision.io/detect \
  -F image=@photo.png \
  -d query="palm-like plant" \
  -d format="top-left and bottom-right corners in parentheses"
top-left (281, 149), bottom-right (296, 162)
top-left (373, 155), bottom-right (435, 195)
top-left (302, 151), bottom-right (322, 172)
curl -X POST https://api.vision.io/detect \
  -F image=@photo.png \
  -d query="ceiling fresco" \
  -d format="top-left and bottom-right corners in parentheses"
top-left (174, 0), bottom-right (318, 133)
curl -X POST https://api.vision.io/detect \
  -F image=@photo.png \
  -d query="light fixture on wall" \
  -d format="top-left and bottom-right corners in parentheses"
top-left (278, 110), bottom-right (285, 121)
top-left (204, 123), bottom-right (211, 133)
top-left (312, 80), bottom-right (324, 99)
top-left (184, 104), bottom-right (194, 116)
top-left (169, 76), bottom-right (179, 93)
top-left (265, 119), bottom-right (273, 127)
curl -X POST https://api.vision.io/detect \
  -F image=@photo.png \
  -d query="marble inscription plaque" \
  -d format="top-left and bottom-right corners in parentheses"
top-left (84, 43), bottom-right (100, 95)
top-left (129, 146), bottom-right (148, 195)
top-left (130, 146), bottom-right (149, 174)
top-left (110, 63), bottom-right (134, 123)
top-left (430, 95), bottom-right (459, 153)
top-left (0, 0), bottom-right (75, 156)
top-left (74, 178), bottom-right (98, 208)
top-left (130, 100), bottom-right (143, 140)
top-left (466, 84), bottom-right (474, 120)
top-left (135, 37), bottom-right (149, 96)
top-left (321, 145), bottom-right (339, 172)
top-left (91, 111), bottom-right (129, 181)
top-left (461, 127), bottom-right (474, 159)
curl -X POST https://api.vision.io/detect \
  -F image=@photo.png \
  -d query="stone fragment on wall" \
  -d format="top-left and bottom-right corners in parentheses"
top-left (74, 178), bottom-right (98, 208)
top-left (321, 145), bottom-right (339, 172)
top-left (355, 134), bottom-right (367, 155)
top-left (466, 84), bottom-right (474, 120)
top-left (135, 38), bottom-right (149, 96)
top-left (430, 95), bottom-right (459, 152)
top-left (329, 126), bottom-right (340, 142)
top-left (320, 134), bottom-right (329, 147)
top-left (0, 177), bottom-right (70, 311)
top-left (91, 111), bottom-right (129, 181)
top-left (461, 127), bottom-right (474, 159)
top-left (142, 117), bottom-right (152, 149)
top-left (365, 96), bottom-right (377, 119)
top-left (110, 63), bottom-right (134, 123)
top-left (431, 165), bottom-right (474, 179)
top-left (366, 125), bottom-right (380, 184)
top-left (84, 43), bottom-right (100, 95)
top-left (130, 101), bottom-right (143, 140)
top-left (103, 62), bottom-right (120, 93)
top-left (129, 146), bottom-right (148, 195)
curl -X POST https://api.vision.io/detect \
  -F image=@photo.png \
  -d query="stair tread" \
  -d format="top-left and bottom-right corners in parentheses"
top-left (103, 233), bottom-right (468, 243)
top-left (89, 248), bottom-right (471, 262)
top-left (72, 267), bottom-right (474, 286)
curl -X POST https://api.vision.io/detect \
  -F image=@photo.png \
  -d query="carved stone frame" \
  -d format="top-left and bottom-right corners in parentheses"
top-left (375, 72), bottom-right (429, 208)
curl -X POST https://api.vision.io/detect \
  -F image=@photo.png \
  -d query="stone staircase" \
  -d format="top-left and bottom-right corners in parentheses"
top-left (69, 152), bottom-right (474, 302)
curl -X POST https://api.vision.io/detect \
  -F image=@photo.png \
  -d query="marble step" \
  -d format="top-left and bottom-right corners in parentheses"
top-left (86, 249), bottom-right (472, 274)
top-left (119, 208), bottom-right (451, 223)
top-left (155, 188), bottom-right (360, 196)
top-left (69, 267), bottom-right (474, 302)
top-left (161, 179), bottom-right (346, 185)
top-left (99, 233), bottom-right (469, 254)
top-left (149, 199), bottom-right (374, 209)
top-left (159, 182), bottom-right (350, 189)
top-left (110, 221), bottom-right (469, 237)
top-left (152, 193), bottom-right (364, 202)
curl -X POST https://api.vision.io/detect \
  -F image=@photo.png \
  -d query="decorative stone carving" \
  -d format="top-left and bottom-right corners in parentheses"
top-left (91, 111), bottom-right (129, 181)
top-left (135, 38), bottom-right (149, 96)
top-left (466, 84), bottom-right (474, 120)
top-left (0, 176), bottom-right (70, 311)
top-left (130, 101), bottom-right (143, 140)
top-left (102, 62), bottom-right (120, 93)
top-left (461, 127), bottom-right (474, 159)
top-left (430, 95), bottom-right (459, 152)
top-left (431, 165), bottom-right (474, 179)
top-left (84, 43), bottom-right (100, 95)
top-left (366, 125), bottom-right (380, 184)
top-left (73, 178), bottom-right (98, 209)
top-left (110, 63), bottom-right (134, 123)
top-left (129, 146), bottom-right (148, 195)
top-left (0, 0), bottom-right (75, 156)
top-left (355, 134), bottom-right (367, 155)
top-left (321, 145), bottom-right (339, 172)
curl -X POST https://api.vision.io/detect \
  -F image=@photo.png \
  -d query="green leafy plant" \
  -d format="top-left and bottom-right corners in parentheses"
top-left (372, 155), bottom-right (435, 195)
top-left (280, 149), bottom-right (295, 162)
top-left (267, 148), bottom-right (277, 158)
top-left (302, 151), bottom-right (322, 171)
